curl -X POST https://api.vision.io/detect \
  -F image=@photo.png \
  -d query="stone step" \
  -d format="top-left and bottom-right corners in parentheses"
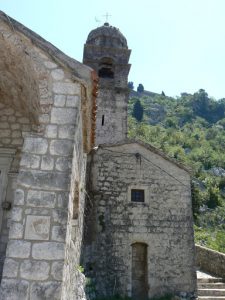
top-left (198, 297), bottom-right (225, 300)
top-left (198, 278), bottom-right (225, 284)
top-left (198, 283), bottom-right (225, 289)
top-left (198, 289), bottom-right (225, 297)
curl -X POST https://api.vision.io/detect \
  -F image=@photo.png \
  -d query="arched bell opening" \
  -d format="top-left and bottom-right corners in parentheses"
top-left (98, 57), bottom-right (115, 79)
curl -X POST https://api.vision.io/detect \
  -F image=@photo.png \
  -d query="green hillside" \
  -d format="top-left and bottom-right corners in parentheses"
top-left (128, 89), bottom-right (225, 253)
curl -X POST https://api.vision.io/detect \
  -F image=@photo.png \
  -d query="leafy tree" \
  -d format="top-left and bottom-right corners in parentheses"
top-left (206, 185), bottom-right (222, 209)
top-left (132, 100), bottom-right (144, 122)
top-left (128, 81), bottom-right (134, 90)
top-left (137, 83), bottom-right (144, 93)
top-left (191, 183), bottom-right (204, 220)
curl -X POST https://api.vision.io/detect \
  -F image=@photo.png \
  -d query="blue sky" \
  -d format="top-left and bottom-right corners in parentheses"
top-left (1, 0), bottom-right (225, 99)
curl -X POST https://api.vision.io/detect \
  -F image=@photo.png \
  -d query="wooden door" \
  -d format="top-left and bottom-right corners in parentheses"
top-left (132, 243), bottom-right (148, 300)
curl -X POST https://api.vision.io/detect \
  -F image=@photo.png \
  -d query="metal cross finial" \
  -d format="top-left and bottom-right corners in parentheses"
top-left (103, 12), bottom-right (112, 23)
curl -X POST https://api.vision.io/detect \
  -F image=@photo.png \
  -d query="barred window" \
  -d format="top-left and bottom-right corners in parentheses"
top-left (131, 189), bottom-right (145, 202)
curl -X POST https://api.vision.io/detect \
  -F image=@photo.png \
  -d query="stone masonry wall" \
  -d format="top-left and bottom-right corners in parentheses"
top-left (83, 142), bottom-right (197, 299)
top-left (0, 103), bottom-right (32, 280)
top-left (95, 85), bottom-right (127, 145)
top-left (196, 245), bottom-right (225, 278)
top-left (61, 113), bottom-right (88, 300)
top-left (0, 19), bottom-right (92, 300)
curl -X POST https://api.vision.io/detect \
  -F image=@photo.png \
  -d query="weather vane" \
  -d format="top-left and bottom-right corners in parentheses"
top-left (102, 12), bottom-right (112, 23)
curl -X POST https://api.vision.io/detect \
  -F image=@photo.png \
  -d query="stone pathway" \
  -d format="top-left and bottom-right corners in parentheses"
top-left (197, 270), bottom-right (225, 300)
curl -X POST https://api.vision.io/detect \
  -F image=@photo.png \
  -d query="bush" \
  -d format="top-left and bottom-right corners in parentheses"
top-left (195, 226), bottom-right (225, 253)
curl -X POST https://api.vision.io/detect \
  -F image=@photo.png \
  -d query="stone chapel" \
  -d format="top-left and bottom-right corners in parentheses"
top-left (0, 11), bottom-right (196, 300)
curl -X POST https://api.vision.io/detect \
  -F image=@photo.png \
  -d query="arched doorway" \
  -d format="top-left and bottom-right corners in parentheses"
top-left (132, 242), bottom-right (148, 300)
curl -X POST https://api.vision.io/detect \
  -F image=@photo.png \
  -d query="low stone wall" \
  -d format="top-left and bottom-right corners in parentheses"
top-left (196, 245), bottom-right (225, 278)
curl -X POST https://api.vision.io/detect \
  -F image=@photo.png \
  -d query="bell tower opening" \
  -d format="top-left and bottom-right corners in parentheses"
top-left (98, 57), bottom-right (114, 79)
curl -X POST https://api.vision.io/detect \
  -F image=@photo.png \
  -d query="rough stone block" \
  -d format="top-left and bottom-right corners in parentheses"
top-left (52, 209), bottom-right (67, 225)
top-left (54, 94), bottom-right (66, 107)
top-left (51, 107), bottom-right (77, 124)
top-left (2, 108), bottom-right (14, 115)
top-left (18, 170), bottom-right (69, 191)
top-left (12, 130), bottom-right (21, 138)
top-left (32, 242), bottom-right (65, 260)
top-left (7, 240), bottom-right (31, 258)
top-left (51, 69), bottom-right (65, 81)
top-left (53, 82), bottom-right (80, 95)
top-left (39, 114), bottom-right (50, 124)
top-left (30, 281), bottom-right (61, 300)
top-left (41, 155), bottom-right (54, 170)
top-left (20, 260), bottom-right (50, 280)
top-left (51, 261), bottom-right (64, 280)
top-left (11, 138), bottom-right (23, 146)
top-left (18, 117), bottom-right (30, 124)
top-left (66, 95), bottom-right (79, 107)
top-left (11, 123), bottom-right (20, 130)
top-left (56, 192), bottom-right (71, 208)
top-left (45, 124), bottom-right (57, 138)
top-left (0, 122), bottom-right (9, 129)
top-left (9, 222), bottom-right (24, 239)
top-left (55, 157), bottom-right (71, 172)
top-left (44, 61), bottom-right (57, 69)
top-left (20, 153), bottom-right (40, 169)
top-left (2, 138), bottom-right (11, 145)
top-left (14, 189), bottom-right (24, 206)
top-left (25, 215), bottom-right (50, 240)
top-left (51, 225), bottom-right (66, 242)
top-left (27, 190), bottom-right (56, 208)
top-left (0, 130), bottom-right (11, 137)
top-left (58, 125), bottom-right (75, 140)
top-left (22, 124), bottom-right (31, 132)
top-left (23, 137), bottom-right (48, 154)
top-left (11, 207), bottom-right (23, 222)
top-left (50, 140), bottom-right (73, 156)
top-left (0, 279), bottom-right (29, 300)
top-left (2, 258), bottom-right (19, 278)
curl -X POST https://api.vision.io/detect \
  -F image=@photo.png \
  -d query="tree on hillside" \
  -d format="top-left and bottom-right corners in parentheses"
top-left (128, 81), bottom-right (134, 90)
top-left (132, 99), bottom-right (144, 122)
top-left (191, 89), bottom-right (225, 123)
top-left (137, 83), bottom-right (144, 93)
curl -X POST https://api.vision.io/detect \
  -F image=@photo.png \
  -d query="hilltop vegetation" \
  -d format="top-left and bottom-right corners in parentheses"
top-left (128, 89), bottom-right (225, 253)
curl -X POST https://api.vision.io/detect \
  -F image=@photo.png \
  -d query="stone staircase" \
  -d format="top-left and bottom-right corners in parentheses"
top-left (198, 275), bottom-right (225, 300)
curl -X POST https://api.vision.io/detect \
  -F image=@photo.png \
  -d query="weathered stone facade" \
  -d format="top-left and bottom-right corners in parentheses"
top-left (0, 11), bottom-right (96, 300)
top-left (83, 141), bottom-right (196, 299)
top-left (0, 11), bottom-right (196, 300)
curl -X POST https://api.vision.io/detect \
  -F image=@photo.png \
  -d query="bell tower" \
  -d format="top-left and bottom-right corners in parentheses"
top-left (83, 22), bottom-right (131, 145)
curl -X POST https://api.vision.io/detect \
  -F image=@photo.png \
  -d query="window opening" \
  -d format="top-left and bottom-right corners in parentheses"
top-left (73, 181), bottom-right (79, 219)
top-left (101, 115), bottom-right (105, 126)
top-left (131, 189), bottom-right (144, 202)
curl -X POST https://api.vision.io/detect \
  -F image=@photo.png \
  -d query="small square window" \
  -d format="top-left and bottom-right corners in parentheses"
top-left (131, 189), bottom-right (145, 202)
